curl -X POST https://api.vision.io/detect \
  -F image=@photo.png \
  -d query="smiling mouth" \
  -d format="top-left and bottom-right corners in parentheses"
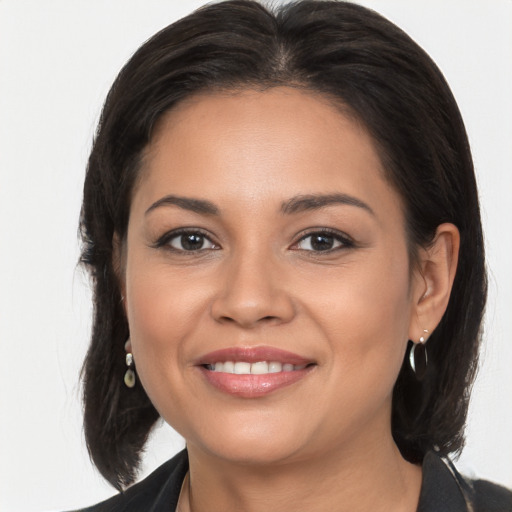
top-left (197, 347), bottom-right (316, 397)
top-left (205, 361), bottom-right (309, 374)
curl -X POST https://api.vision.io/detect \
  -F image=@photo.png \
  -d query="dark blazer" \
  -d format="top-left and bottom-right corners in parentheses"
top-left (73, 450), bottom-right (512, 512)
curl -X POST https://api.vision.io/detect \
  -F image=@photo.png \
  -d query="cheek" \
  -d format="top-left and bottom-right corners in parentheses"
top-left (124, 258), bottom-right (206, 395)
top-left (307, 251), bottom-right (412, 392)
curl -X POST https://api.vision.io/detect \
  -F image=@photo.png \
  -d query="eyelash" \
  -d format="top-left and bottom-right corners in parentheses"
top-left (153, 228), bottom-right (354, 254)
top-left (153, 228), bottom-right (219, 253)
top-left (292, 228), bottom-right (354, 253)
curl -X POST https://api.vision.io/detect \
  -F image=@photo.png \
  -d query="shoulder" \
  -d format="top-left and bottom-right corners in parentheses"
top-left (68, 449), bottom-right (188, 512)
top-left (419, 450), bottom-right (512, 512)
top-left (470, 477), bottom-right (512, 512)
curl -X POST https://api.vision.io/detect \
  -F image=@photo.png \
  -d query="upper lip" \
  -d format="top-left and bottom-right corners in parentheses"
top-left (195, 346), bottom-right (314, 366)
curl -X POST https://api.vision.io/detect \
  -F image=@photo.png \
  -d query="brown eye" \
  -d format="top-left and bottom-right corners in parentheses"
top-left (294, 230), bottom-right (352, 252)
top-left (168, 231), bottom-right (216, 251)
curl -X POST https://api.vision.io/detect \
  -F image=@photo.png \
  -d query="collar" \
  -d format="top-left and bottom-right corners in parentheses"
top-left (148, 449), bottom-right (473, 512)
top-left (417, 450), bottom-right (472, 512)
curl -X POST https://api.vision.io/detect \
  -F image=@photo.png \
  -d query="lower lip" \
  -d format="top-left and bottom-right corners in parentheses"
top-left (199, 366), bottom-right (314, 398)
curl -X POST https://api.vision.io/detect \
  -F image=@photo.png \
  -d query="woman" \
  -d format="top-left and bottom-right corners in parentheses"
top-left (75, 1), bottom-right (511, 510)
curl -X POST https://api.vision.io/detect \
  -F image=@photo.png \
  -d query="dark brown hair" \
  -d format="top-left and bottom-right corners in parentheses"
top-left (80, 0), bottom-right (486, 490)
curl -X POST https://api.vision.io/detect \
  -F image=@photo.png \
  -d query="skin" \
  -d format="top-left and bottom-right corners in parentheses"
top-left (118, 87), bottom-right (459, 512)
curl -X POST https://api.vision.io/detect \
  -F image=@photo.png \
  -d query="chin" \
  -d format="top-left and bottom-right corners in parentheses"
top-left (187, 414), bottom-right (313, 466)
top-left (205, 440), bottom-right (303, 467)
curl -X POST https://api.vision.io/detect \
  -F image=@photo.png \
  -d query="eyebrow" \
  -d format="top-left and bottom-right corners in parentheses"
top-left (281, 193), bottom-right (375, 216)
top-left (144, 192), bottom-right (374, 217)
top-left (145, 195), bottom-right (219, 216)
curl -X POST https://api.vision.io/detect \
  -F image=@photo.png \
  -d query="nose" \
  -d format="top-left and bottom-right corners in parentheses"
top-left (210, 249), bottom-right (295, 328)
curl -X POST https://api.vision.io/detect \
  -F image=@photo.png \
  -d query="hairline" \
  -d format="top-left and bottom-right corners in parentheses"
top-left (125, 82), bottom-right (419, 273)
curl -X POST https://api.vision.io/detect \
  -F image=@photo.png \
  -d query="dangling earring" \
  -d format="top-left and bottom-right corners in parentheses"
top-left (409, 329), bottom-right (429, 380)
top-left (124, 339), bottom-right (136, 388)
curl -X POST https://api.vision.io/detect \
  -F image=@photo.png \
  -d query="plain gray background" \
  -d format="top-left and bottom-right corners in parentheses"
top-left (1, 1), bottom-right (511, 510)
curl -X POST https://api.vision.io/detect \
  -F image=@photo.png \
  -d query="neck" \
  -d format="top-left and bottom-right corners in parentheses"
top-left (180, 430), bottom-right (422, 512)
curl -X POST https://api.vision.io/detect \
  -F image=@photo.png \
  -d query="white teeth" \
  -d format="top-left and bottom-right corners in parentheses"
top-left (250, 361), bottom-right (269, 374)
top-left (234, 361), bottom-right (251, 374)
top-left (223, 361), bottom-right (234, 373)
top-left (268, 362), bottom-right (282, 373)
top-left (209, 361), bottom-right (306, 374)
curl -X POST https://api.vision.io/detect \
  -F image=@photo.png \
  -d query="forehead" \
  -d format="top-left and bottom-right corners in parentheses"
top-left (136, 87), bottom-right (402, 219)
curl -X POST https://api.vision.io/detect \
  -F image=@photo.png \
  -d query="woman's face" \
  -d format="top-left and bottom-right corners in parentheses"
top-left (122, 87), bottom-right (425, 465)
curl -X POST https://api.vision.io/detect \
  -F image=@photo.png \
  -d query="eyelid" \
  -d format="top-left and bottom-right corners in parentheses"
top-left (151, 226), bottom-right (353, 253)
top-left (290, 228), bottom-right (354, 251)
top-left (153, 227), bottom-right (220, 251)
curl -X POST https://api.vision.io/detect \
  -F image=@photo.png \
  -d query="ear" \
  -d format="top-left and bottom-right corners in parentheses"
top-left (408, 223), bottom-right (460, 342)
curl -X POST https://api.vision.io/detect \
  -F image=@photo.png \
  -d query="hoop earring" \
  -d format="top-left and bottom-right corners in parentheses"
top-left (409, 329), bottom-right (429, 380)
top-left (124, 340), bottom-right (136, 388)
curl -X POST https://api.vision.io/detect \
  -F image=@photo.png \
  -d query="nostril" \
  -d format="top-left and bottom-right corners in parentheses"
top-left (218, 314), bottom-right (279, 326)
top-left (211, 288), bottom-right (296, 327)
